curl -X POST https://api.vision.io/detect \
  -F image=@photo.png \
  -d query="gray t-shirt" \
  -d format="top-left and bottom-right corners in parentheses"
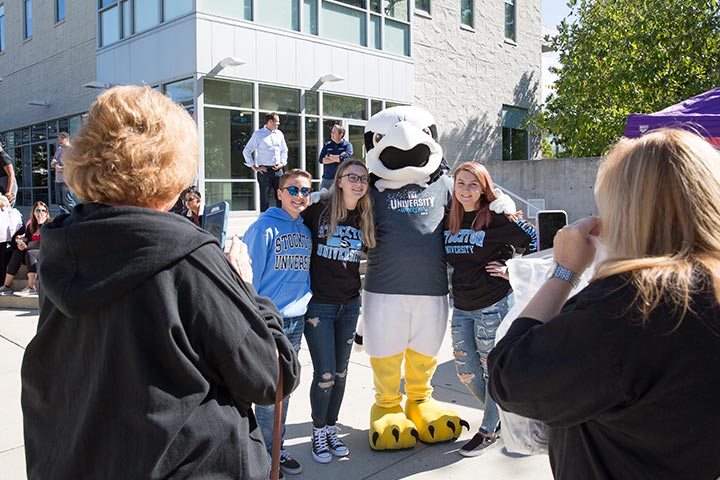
top-left (52, 147), bottom-right (64, 184)
top-left (364, 175), bottom-right (452, 295)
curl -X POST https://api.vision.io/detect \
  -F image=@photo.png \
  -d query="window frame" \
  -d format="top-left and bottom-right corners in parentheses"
top-left (24, 0), bottom-right (32, 39)
top-left (504, 0), bottom-right (516, 42)
top-left (0, 4), bottom-right (5, 52)
top-left (501, 104), bottom-right (529, 161)
top-left (56, 0), bottom-right (65, 23)
top-left (460, 0), bottom-right (473, 29)
top-left (415, 0), bottom-right (430, 15)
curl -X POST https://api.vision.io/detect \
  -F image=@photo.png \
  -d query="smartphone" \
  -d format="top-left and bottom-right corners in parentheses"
top-left (536, 210), bottom-right (568, 251)
top-left (202, 201), bottom-right (229, 249)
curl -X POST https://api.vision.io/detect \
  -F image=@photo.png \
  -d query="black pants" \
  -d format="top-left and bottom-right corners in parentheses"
top-left (257, 169), bottom-right (283, 212)
top-left (7, 248), bottom-right (38, 276)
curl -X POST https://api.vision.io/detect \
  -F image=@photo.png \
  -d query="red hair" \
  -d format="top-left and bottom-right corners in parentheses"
top-left (446, 162), bottom-right (498, 234)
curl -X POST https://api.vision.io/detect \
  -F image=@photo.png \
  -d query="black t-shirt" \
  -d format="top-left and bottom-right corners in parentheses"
top-left (0, 150), bottom-right (12, 179)
top-left (302, 201), bottom-right (363, 304)
top-left (444, 211), bottom-right (536, 311)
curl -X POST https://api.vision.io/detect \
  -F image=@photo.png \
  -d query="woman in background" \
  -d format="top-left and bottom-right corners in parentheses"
top-left (444, 161), bottom-right (535, 456)
top-left (489, 129), bottom-right (720, 479)
top-left (302, 159), bottom-right (375, 464)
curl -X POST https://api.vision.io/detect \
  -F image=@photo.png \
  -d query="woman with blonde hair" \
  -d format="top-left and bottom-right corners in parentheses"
top-left (21, 85), bottom-right (300, 480)
top-left (301, 159), bottom-right (375, 464)
top-left (444, 161), bottom-right (535, 456)
top-left (489, 128), bottom-right (720, 479)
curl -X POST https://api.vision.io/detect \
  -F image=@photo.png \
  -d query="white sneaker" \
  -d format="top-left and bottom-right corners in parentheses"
top-left (325, 425), bottom-right (349, 457)
top-left (311, 427), bottom-right (332, 464)
top-left (15, 286), bottom-right (37, 297)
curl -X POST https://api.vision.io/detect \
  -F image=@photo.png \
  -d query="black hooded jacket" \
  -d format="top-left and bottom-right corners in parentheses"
top-left (21, 203), bottom-right (300, 479)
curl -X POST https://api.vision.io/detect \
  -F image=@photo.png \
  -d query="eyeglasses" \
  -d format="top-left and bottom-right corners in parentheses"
top-left (340, 173), bottom-right (369, 185)
top-left (184, 196), bottom-right (198, 203)
top-left (35, 208), bottom-right (47, 213)
top-left (283, 186), bottom-right (312, 197)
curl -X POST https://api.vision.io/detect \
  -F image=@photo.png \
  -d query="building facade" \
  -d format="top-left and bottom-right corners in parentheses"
top-left (0, 0), bottom-right (541, 213)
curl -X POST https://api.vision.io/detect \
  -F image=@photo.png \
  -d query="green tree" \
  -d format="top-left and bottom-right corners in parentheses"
top-left (534, 0), bottom-right (720, 157)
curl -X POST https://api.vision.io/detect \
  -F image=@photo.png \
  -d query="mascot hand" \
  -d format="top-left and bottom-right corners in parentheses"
top-left (405, 399), bottom-right (469, 443)
top-left (308, 188), bottom-right (331, 206)
top-left (369, 404), bottom-right (419, 450)
top-left (489, 189), bottom-right (517, 215)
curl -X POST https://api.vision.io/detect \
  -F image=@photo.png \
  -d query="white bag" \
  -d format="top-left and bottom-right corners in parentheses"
top-left (495, 248), bottom-right (593, 455)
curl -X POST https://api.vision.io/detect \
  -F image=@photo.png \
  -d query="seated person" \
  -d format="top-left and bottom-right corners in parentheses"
top-left (0, 194), bottom-right (23, 276)
top-left (0, 201), bottom-right (51, 297)
top-left (182, 185), bottom-right (203, 226)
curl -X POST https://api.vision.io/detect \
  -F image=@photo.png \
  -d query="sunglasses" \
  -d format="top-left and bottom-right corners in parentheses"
top-left (35, 208), bottom-right (47, 214)
top-left (340, 173), bottom-right (369, 185)
top-left (184, 196), bottom-right (198, 203)
top-left (283, 186), bottom-right (312, 197)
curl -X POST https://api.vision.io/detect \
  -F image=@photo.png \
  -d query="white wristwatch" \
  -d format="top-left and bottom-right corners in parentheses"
top-left (549, 262), bottom-right (581, 288)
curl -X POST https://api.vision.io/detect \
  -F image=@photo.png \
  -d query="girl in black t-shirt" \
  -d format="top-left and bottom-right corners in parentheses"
top-left (444, 162), bottom-right (536, 457)
top-left (301, 159), bottom-right (375, 465)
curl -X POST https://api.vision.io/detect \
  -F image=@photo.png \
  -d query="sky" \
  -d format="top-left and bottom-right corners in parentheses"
top-left (540, 0), bottom-right (573, 101)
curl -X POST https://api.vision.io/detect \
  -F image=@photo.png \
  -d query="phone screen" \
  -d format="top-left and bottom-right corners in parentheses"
top-left (537, 210), bottom-right (568, 250)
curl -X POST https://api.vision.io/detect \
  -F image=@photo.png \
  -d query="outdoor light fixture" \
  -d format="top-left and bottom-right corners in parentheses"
top-left (208, 56), bottom-right (246, 76)
top-left (311, 73), bottom-right (345, 90)
top-left (83, 81), bottom-right (112, 89)
top-left (28, 99), bottom-right (52, 107)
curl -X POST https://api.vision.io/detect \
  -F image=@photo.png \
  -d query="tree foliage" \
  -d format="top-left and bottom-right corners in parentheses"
top-left (534, 0), bottom-right (720, 157)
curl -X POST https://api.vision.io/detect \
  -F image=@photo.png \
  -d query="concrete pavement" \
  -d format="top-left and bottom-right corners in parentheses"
top-left (0, 306), bottom-right (553, 480)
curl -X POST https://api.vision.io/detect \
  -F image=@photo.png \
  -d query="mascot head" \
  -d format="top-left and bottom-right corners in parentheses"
top-left (364, 106), bottom-right (445, 191)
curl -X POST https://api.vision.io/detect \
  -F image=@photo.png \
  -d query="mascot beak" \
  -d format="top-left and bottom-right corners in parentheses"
top-left (375, 121), bottom-right (440, 171)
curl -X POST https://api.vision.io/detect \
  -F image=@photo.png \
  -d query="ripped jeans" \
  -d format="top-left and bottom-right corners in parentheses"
top-left (450, 293), bottom-right (513, 435)
top-left (304, 297), bottom-right (360, 428)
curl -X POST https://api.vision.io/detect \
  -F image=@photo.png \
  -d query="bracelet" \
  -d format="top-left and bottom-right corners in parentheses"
top-left (549, 262), bottom-right (581, 288)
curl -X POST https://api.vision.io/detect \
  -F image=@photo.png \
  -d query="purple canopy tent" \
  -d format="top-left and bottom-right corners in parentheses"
top-left (624, 87), bottom-right (720, 148)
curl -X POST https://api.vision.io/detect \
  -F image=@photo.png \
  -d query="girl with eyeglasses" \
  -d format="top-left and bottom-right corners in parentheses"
top-left (0, 201), bottom-right (52, 297)
top-left (444, 162), bottom-right (536, 456)
top-left (300, 159), bottom-right (376, 464)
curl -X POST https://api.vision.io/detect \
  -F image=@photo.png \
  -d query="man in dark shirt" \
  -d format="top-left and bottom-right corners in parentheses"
top-left (318, 124), bottom-right (353, 190)
top-left (0, 140), bottom-right (17, 207)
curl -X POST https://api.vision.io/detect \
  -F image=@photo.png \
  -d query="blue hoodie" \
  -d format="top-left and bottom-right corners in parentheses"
top-left (244, 207), bottom-right (312, 317)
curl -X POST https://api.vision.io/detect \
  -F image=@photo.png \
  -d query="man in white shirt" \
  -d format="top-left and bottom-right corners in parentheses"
top-left (243, 113), bottom-right (289, 212)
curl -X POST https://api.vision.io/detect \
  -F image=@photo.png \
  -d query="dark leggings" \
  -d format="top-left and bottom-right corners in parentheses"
top-left (6, 248), bottom-right (38, 276)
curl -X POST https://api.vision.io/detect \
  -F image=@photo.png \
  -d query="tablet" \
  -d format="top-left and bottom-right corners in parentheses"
top-left (202, 201), bottom-right (229, 249)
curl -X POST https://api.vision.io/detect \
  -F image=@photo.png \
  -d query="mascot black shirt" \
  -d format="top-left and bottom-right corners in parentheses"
top-left (365, 177), bottom-right (453, 296)
top-left (445, 211), bottom-right (536, 311)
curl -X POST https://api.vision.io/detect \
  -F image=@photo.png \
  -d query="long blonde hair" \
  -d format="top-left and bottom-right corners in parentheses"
top-left (323, 160), bottom-right (375, 248)
top-left (593, 128), bottom-right (720, 323)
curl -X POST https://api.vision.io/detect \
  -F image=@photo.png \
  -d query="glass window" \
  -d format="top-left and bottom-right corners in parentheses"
top-left (502, 105), bottom-right (528, 160)
top-left (371, 100), bottom-right (383, 115)
top-left (347, 124), bottom-right (365, 160)
top-left (0, 5), bottom-right (5, 52)
top-left (384, 18), bottom-right (409, 55)
top-left (204, 108), bottom-right (255, 180)
top-left (504, 0), bottom-right (516, 41)
top-left (202, 0), bottom-right (252, 20)
top-left (204, 79), bottom-right (254, 108)
top-left (369, 14), bottom-right (381, 49)
top-left (31, 123), bottom-right (47, 142)
top-left (302, 0), bottom-right (317, 34)
top-left (333, 0), bottom-right (365, 8)
top-left (279, 115), bottom-right (301, 170)
top-left (259, 85), bottom-right (300, 113)
top-left (165, 78), bottom-right (194, 107)
top-left (100, 6), bottom-right (120, 46)
top-left (305, 117), bottom-right (320, 180)
top-left (256, 0), bottom-right (299, 31)
top-left (24, 0), bottom-right (32, 39)
top-left (164, 0), bottom-right (192, 21)
top-left (370, 0), bottom-right (381, 13)
top-left (56, 0), bottom-right (65, 22)
top-left (134, 0), bottom-right (161, 33)
top-left (206, 182), bottom-right (255, 211)
top-left (122, 0), bottom-right (131, 37)
top-left (304, 91), bottom-right (318, 115)
top-left (384, 0), bottom-right (408, 21)
top-left (321, 1), bottom-right (366, 47)
top-left (323, 93), bottom-right (366, 119)
top-left (415, 0), bottom-right (429, 13)
top-left (100, 0), bottom-right (117, 8)
top-left (31, 143), bottom-right (48, 188)
top-left (461, 0), bottom-right (472, 27)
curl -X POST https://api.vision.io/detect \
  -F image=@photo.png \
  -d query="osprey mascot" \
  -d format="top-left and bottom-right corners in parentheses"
top-left (361, 106), bottom-right (468, 450)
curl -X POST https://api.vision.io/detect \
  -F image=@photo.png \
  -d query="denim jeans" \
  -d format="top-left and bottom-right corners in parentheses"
top-left (55, 182), bottom-right (78, 214)
top-left (257, 169), bottom-right (282, 212)
top-left (450, 293), bottom-right (513, 435)
top-left (255, 315), bottom-right (305, 454)
top-left (304, 297), bottom-right (360, 428)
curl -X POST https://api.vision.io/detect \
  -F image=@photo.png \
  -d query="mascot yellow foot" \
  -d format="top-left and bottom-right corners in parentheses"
top-left (404, 348), bottom-right (468, 443)
top-left (369, 353), bottom-right (418, 450)
top-left (369, 404), bottom-right (419, 450)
